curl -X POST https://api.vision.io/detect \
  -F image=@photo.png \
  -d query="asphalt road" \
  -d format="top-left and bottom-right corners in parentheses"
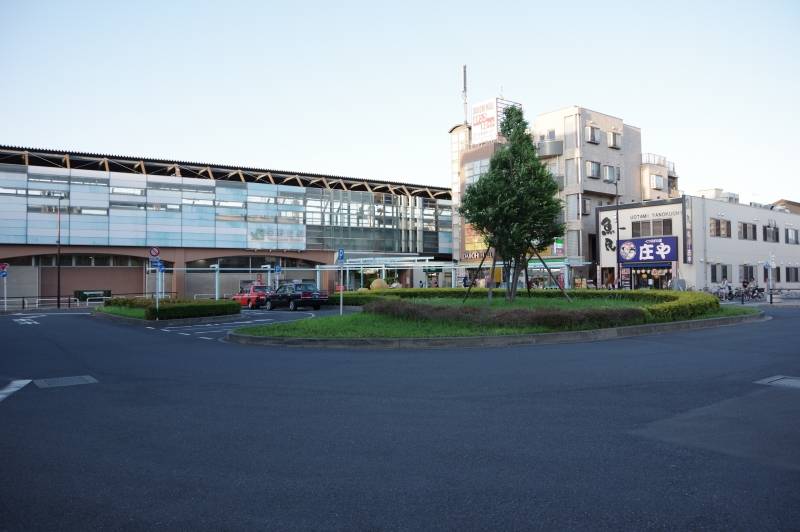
top-left (1, 307), bottom-right (799, 530)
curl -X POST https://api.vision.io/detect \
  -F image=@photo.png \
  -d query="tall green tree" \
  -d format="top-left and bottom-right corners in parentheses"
top-left (459, 106), bottom-right (564, 301)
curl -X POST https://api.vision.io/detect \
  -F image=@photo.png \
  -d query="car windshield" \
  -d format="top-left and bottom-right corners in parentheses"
top-left (296, 283), bottom-right (318, 291)
top-left (253, 286), bottom-right (267, 292)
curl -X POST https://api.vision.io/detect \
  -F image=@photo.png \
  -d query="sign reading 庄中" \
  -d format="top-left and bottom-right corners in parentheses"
top-left (617, 236), bottom-right (678, 264)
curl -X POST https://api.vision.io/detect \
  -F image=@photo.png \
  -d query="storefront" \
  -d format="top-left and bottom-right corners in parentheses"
top-left (617, 236), bottom-right (678, 290)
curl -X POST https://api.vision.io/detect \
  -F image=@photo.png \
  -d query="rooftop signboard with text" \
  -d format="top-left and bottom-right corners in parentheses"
top-left (618, 236), bottom-right (678, 264)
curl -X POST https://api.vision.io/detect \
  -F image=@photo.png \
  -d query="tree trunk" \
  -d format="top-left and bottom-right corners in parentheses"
top-left (462, 246), bottom-right (491, 303)
top-left (524, 253), bottom-right (532, 298)
top-left (534, 250), bottom-right (572, 302)
top-left (488, 253), bottom-right (498, 303)
top-left (508, 255), bottom-right (526, 302)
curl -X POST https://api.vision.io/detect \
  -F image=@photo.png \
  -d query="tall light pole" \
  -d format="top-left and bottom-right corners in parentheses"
top-left (615, 177), bottom-right (620, 289)
top-left (56, 195), bottom-right (62, 308)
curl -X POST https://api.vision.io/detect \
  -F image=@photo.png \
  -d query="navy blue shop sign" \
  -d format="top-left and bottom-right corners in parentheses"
top-left (617, 236), bottom-right (678, 264)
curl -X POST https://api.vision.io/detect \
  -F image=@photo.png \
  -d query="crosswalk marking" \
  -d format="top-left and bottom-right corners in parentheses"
top-left (0, 379), bottom-right (32, 403)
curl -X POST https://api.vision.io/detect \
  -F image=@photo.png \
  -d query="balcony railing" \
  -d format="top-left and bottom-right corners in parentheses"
top-left (536, 140), bottom-right (563, 157)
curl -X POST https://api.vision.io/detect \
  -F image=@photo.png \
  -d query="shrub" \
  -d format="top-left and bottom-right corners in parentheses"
top-left (644, 291), bottom-right (718, 321)
top-left (363, 290), bottom-right (719, 330)
top-left (144, 299), bottom-right (240, 320)
top-left (363, 299), bottom-right (648, 330)
top-left (104, 297), bottom-right (154, 309)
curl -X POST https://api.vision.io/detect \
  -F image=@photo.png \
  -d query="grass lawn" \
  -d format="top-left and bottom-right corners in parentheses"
top-left (96, 306), bottom-right (147, 319)
top-left (235, 299), bottom-right (760, 339)
top-left (236, 312), bottom-right (548, 338)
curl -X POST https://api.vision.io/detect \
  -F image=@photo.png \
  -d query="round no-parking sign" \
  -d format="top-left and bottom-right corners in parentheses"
top-left (149, 247), bottom-right (160, 257)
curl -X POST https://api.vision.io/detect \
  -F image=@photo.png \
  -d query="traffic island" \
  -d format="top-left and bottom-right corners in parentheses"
top-left (227, 309), bottom-right (764, 349)
top-left (226, 289), bottom-right (763, 349)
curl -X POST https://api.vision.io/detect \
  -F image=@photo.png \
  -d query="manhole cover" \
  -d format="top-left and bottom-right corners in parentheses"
top-left (33, 375), bottom-right (98, 389)
top-left (754, 375), bottom-right (800, 390)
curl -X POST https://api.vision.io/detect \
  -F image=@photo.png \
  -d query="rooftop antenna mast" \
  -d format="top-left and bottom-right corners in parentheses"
top-left (462, 64), bottom-right (468, 125)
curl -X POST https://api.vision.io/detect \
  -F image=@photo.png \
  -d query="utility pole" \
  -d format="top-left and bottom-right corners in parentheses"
top-left (615, 178), bottom-right (621, 289)
top-left (56, 195), bottom-right (62, 308)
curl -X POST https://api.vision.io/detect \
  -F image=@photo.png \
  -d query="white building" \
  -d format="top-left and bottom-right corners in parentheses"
top-left (596, 196), bottom-right (800, 290)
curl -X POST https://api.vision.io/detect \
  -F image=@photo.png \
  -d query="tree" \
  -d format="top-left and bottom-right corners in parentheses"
top-left (459, 106), bottom-right (565, 302)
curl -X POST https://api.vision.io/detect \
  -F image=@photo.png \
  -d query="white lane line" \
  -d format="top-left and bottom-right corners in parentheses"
top-left (0, 379), bottom-right (32, 403)
top-left (190, 328), bottom-right (237, 334)
top-left (198, 336), bottom-right (213, 340)
top-left (13, 318), bottom-right (39, 325)
top-left (177, 332), bottom-right (190, 336)
top-left (145, 326), bottom-right (155, 329)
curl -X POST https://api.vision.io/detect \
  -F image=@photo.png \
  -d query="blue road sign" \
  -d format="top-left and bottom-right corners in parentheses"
top-left (275, 264), bottom-right (282, 273)
top-left (158, 264), bottom-right (165, 273)
top-left (0, 271), bottom-right (7, 278)
top-left (337, 248), bottom-right (345, 263)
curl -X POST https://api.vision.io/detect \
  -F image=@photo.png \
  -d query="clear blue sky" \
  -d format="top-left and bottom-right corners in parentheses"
top-left (1, 1), bottom-right (798, 203)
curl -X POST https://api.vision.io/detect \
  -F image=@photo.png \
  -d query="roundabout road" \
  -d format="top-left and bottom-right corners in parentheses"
top-left (1, 306), bottom-right (799, 530)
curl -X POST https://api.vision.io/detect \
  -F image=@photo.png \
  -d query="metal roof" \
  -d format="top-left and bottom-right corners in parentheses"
top-left (0, 145), bottom-right (451, 200)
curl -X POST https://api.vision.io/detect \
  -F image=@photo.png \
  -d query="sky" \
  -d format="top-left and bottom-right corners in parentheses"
top-left (1, 0), bottom-right (798, 203)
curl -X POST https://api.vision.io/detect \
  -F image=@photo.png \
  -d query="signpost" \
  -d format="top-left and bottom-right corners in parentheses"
top-left (337, 248), bottom-right (345, 316)
top-left (0, 263), bottom-right (8, 311)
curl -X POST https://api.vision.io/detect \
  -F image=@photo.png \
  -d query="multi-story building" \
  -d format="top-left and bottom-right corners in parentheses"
top-left (640, 153), bottom-right (680, 201)
top-left (596, 196), bottom-right (800, 290)
top-left (0, 146), bottom-right (453, 300)
top-left (450, 103), bottom-right (680, 287)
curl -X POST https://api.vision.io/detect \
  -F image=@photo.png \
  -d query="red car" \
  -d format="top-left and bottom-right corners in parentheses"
top-left (231, 285), bottom-right (271, 309)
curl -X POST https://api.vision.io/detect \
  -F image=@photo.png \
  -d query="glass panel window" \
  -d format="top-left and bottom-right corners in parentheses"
top-left (585, 161), bottom-right (601, 179)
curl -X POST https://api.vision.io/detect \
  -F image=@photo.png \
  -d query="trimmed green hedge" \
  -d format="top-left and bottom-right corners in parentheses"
top-left (364, 298), bottom-right (649, 330)
top-left (104, 297), bottom-right (240, 320)
top-left (338, 288), bottom-right (719, 326)
top-left (145, 300), bottom-right (240, 320)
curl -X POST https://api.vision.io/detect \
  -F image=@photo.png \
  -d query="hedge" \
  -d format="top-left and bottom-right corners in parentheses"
top-left (357, 288), bottom-right (719, 328)
top-left (364, 299), bottom-right (649, 330)
top-left (104, 297), bottom-right (240, 320)
top-left (145, 300), bottom-right (240, 320)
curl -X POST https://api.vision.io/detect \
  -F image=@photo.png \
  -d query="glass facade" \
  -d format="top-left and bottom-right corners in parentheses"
top-left (0, 165), bottom-right (453, 255)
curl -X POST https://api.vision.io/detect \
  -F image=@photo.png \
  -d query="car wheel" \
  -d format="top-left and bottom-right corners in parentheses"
top-left (288, 300), bottom-right (297, 311)
top-left (265, 300), bottom-right (273, 311)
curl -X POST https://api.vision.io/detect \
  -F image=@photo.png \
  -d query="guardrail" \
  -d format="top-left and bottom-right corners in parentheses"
top-left (1, 291), bottom-right (178, 311)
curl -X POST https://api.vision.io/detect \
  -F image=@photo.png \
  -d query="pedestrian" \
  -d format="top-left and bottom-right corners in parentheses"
top-left (418, 280), bottom-right (423, 289)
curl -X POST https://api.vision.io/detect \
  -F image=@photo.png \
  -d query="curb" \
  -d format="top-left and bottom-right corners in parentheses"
top-left (93, 310), bottom-right (245, 327)
top-left (226, 310), bottom-right (765, 349)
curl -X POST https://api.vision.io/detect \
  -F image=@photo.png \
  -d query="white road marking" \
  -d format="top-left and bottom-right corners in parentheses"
top-left (198, 336), bottom-right (213, 340)
top-left (0, 379), bottom-right (32, 403)
top-left (13, 318), bottom-right (39, 325)
top-left (177, 332), bottom-right (190, 336)
top-left (145, 326), bottom-right (155, 329)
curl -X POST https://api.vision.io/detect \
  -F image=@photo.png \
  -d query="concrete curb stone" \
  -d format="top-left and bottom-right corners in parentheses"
top-left (226, 309), bottom-right (766, 350)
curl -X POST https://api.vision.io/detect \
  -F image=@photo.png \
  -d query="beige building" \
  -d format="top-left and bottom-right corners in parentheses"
top-left (449, 103), bottom-right (680, 287)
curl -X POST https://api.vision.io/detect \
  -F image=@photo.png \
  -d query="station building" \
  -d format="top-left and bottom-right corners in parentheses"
top-left (0, 146), bottom-right (453, 301)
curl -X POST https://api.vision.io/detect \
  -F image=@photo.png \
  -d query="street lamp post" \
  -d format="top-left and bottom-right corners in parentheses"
top-left (56, 196), bottom-right (62, 308)
top-left (615, 178), bottom-right (620, 289)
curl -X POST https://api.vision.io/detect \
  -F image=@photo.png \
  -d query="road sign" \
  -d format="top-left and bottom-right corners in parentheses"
top-left (275, 264), bottom-right (282, 273)
top-left (337, 248), bottom-right (345, 264)
top-left (0, 263), bottom-right (8, 272)
top-left (0, 271), bottom-right (7, 278)
top-left (149, 247), bottom-right (160, 257)
top-left (158, 263), bottom-right (165, 273)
